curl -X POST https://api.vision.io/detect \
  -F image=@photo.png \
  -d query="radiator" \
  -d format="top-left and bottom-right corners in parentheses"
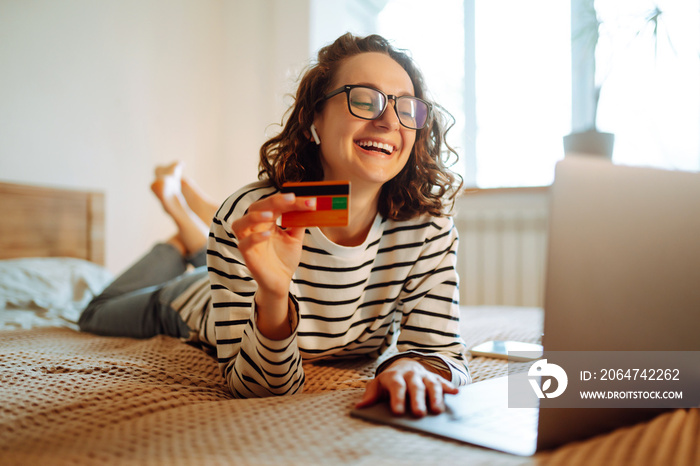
top-left (453, 189), bottom-right (549, 307)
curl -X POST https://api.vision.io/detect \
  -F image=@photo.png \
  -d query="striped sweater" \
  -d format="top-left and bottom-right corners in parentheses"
top-left (203, 181), bottom-right (470, 398)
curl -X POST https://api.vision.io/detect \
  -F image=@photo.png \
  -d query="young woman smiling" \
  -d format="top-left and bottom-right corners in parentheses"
top-left (208, 33), bottom-right (468, 417)
top-left (80, 33), bottom-right (468, 418)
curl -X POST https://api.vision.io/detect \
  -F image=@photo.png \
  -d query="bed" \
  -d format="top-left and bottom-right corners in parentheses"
top-left (1, 181), bottom-right (697, 465)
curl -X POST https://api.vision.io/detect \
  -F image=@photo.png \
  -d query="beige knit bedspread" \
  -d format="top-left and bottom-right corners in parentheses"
top-left (1, 306), bottom-right (697, 465)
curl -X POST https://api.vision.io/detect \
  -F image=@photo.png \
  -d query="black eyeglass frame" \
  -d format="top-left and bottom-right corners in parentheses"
top-left (321, 84), bottom-right (433, 130)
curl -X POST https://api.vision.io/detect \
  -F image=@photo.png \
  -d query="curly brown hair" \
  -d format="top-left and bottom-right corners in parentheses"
top-left (258, 33), bottom-right (463, 220)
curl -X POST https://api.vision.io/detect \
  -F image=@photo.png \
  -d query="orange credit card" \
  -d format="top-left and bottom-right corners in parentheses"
top-left (280, 181), bottom-right (350, 228)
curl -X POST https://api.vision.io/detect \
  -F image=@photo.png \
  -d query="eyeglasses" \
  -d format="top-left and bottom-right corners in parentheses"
top-left (322, 85), bottom-right (432, 130)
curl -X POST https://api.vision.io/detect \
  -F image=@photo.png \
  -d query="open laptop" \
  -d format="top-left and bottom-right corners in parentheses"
top-left (351, 156), bottom-right (700, 455)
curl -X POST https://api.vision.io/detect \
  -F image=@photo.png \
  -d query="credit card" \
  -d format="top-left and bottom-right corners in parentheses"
top-left (280, 181), bottom-right (350, 228)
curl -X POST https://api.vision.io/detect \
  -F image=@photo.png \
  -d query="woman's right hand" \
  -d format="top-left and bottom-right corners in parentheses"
top-left (230, 193), bottom-right (316, 338)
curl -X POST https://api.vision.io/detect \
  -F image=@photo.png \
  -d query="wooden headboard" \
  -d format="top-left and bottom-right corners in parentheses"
top-left (0, 182), bottom-right (105, 265)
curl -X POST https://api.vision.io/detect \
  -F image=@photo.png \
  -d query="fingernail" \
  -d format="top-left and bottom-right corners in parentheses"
top-left (282, 193), bottom-right (295, 202)
top-left (305, 198), bottom-right (316, 208)
top-left (260, 211), bottom-right (273, 219)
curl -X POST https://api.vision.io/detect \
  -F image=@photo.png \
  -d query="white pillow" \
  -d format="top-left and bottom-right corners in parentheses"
top-left (0, 257), bottom-right (113, 328)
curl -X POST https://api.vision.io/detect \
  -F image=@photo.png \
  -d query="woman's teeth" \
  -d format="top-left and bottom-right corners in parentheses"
top-left (357, 140), bottom-right (394, 155)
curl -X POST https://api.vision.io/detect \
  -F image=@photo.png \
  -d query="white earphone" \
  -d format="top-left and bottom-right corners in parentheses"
top-left (310, 123), bottom-right (321, 145)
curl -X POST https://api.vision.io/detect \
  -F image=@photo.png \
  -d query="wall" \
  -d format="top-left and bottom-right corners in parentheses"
top-left (0, 0), bottom-right (311, 273)
top-left (222, 0), bottom-right (311, 197)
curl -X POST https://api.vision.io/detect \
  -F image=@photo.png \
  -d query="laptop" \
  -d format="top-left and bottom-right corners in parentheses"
top-left (351, 156), bottom-right (700, 455)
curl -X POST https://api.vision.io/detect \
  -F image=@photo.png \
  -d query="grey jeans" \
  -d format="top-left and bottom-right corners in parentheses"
top-left (79, 243), bottom-right (207, 339)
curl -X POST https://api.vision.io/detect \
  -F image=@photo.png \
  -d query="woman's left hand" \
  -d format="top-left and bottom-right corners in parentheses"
top-left (355, 358), bottom-right (459, 417)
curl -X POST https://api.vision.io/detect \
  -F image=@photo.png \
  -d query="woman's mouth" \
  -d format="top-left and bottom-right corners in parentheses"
top-left (355, 139), bottom-right (396, 156)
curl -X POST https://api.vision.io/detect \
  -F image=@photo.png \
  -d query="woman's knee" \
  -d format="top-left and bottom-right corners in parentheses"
top-left (77, 300), bottom-right (101, 333)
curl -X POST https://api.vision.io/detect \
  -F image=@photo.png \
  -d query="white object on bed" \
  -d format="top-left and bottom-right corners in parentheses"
top-left (0, 257), bottom-right (113, 330)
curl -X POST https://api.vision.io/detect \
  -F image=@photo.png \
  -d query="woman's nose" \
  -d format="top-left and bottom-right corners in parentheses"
top-left (373, 99), bottom-right (401, 131)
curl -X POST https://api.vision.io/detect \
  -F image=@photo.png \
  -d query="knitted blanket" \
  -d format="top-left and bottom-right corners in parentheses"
top-left (1, 306), bottom-right (696, 465)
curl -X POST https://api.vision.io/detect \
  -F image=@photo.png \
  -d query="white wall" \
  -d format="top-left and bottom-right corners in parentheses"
top-left (0, 0), bottom-right (311, 273)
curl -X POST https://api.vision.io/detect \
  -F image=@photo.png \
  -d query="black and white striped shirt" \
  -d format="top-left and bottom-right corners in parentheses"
top-left (204, 181), bottom-right (470, 398)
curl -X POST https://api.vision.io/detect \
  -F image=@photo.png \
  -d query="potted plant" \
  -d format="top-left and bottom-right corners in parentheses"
top-left (564, 1), bottom-right (669, 159)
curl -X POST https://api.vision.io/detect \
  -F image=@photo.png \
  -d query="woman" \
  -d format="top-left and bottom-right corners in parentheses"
top-left (81, 33), bottom-right (469, 417)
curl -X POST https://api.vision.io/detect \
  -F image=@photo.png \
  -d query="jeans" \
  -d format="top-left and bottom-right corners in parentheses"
top-left (79, 243), bottom-right (208, 339)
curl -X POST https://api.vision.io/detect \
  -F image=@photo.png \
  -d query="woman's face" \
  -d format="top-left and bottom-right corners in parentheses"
top-left (313, 52), bottom-right (417, 192)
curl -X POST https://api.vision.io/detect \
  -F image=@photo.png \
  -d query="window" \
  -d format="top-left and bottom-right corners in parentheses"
top-left (470, 0), bottom-right (571, 187)
top-left (310, 0), bottom-right (700, 188)
top-left (381, 0), bottom-right (570, 188)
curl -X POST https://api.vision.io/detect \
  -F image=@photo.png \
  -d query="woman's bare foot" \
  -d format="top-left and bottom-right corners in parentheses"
top-left (181, 177), bottom-right (219, 225)
top-left (154, 161), bottom-right (218, 225)
top-left (151, 162), bottom-right (209, 256)
top-left (154, 161), bottom-right (184, 180)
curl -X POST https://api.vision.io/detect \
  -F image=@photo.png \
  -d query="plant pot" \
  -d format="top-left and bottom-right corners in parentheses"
top-left (563, 130), bottom-right (615, 159)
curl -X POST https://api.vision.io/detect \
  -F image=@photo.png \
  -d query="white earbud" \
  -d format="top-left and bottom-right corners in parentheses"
top-left (310, 123), bottom-right (321, 145)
